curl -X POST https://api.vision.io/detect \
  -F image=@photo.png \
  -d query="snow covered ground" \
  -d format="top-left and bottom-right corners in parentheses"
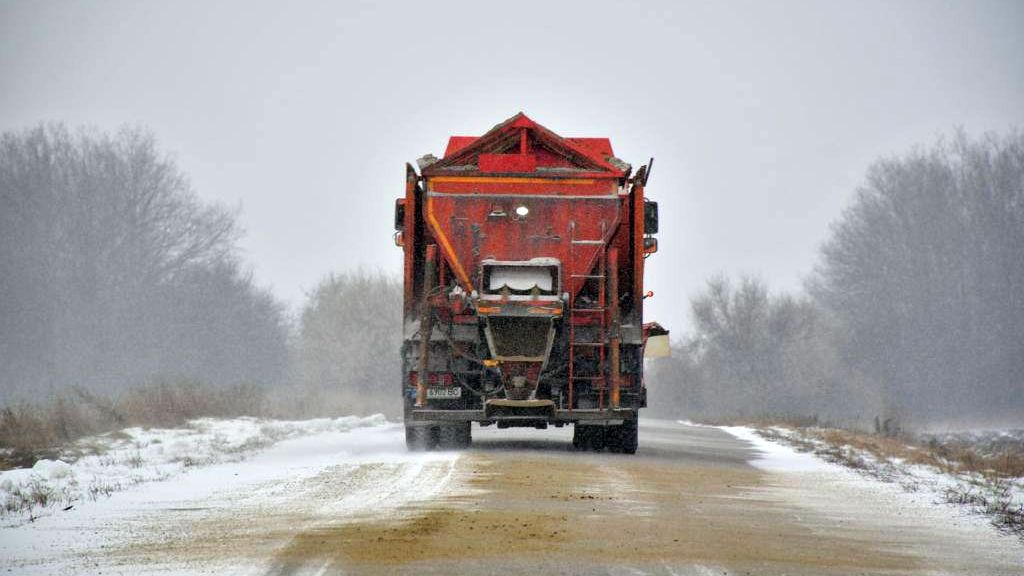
top-left (714, 423), bottom-right (1024, 545)
top-left (3, 418), bottom-right (1021, 574)
top-left (718, 425), bottom-right (833, 473)
top-left (1, 415), bottom-right (389, 524)
top-left (0, 417), bottom-right (466, 575)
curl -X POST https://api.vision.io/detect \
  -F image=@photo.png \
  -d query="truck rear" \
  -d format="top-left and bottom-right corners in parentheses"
top-left (393, 113), bottom-right (666, 453)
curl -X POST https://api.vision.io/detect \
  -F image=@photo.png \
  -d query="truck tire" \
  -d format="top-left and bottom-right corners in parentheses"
top-left (620, 418), bottom-right (638, 454)
top-left (573, 425), bottom-right (606, 451)
top-left (438, 423), bottom-right (472, 450)
top-left (456, 422), bottom-right (472, 449)
top-left (458, 422), bottom-right (473, 448)
top-left (405, 424), bottom-right (435, 452)
top-left (606, 426), bottom-right (623, 453)
top-left (604, 418), bottom-right (638, 454)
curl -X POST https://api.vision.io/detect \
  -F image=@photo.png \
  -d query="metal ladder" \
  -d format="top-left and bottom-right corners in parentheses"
top-left (567, 221), bottom-right (608, 412)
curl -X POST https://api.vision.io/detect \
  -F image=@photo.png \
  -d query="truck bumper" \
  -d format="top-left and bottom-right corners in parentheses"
top-left (407, 408), bottom-right (636, 424)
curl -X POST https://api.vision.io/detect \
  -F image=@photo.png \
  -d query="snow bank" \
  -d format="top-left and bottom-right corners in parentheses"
top-left (0, 414), bottom-right (388, 524)
top-left (31, 459), bottom-right (73, 480)
top-left (717, 423), bottom-right (1024, 542)
top-left (718, 425), bottom-right (832, 473)
top-left (676, 420), bottom-right (836, 473)
top-left (0, 421), bottom-right (465, 575)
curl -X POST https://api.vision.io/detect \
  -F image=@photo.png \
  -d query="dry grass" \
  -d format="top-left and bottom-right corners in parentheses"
top-left (749, 421), bottom-right (1024, 539)
top-left (806, 428), bottom-right (1024, 481)
top-left (0, 379), bottom-right (397, 469)
top-left (944, 482), bottom-right (1024, 536)
top-left (115, 381), bottom-right (268, 428)
top-left (0, 381), bottom-right (268, 470)
top-left (0, 380), bottom-right (397, 471)
top-left (715, 413), bottom-right (1024, 482)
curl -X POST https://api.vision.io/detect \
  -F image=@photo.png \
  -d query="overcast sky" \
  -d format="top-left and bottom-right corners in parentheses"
top-left (2, 0), bottom-right (1022, 333)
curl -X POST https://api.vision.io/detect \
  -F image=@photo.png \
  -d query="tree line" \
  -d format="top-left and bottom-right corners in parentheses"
top-left (0, 123), bottom-right (402, 418)
top-left (2, 123), bottom-right (1020, 429)
top-left (0, 125), bottom-right (289, 402)
top-left (648, 130), bottom-right (1024, 428)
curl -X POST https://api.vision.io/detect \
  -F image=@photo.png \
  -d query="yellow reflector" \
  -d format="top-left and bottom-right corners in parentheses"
top-left (644, 334), bottom-right (671, 358)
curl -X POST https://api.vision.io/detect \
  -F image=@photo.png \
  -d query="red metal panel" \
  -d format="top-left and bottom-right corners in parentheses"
top-left (478, 153), bottom-right (538, 173)
top-left (445, 136), bottom-right (477, 157)
top-left (426, 191), bottom-right (621, 298)
top-left (424, 113), bottom-right (627, 179)
top-left (430, 178), bottom-right (616, 196)
top-left (566, 138), bottom-right (614, 158)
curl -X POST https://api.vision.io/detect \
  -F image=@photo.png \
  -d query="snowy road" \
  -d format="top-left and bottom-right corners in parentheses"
top-left (2, 419), bottom-right (1022, 575)
top-left (1, 421), bottom-right (464, 575)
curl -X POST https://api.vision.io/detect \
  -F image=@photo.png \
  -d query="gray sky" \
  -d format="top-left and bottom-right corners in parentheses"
top-left (2, 0), bottom-right (1022, 333)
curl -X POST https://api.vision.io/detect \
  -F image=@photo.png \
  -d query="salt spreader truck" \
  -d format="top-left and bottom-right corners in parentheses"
top-left (394, 113), bottom-right (667, 453)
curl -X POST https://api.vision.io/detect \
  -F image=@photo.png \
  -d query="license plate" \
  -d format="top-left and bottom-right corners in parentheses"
top-left (426, 387), bottom-right (461, 399)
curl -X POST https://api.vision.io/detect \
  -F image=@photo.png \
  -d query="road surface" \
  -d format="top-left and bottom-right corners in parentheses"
top-left (3, 420), bottom-right (1022, 575)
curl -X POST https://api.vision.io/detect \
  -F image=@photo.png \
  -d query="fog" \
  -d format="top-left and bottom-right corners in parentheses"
top-left (3, 1), bottom-right (1021, 332)
top-left (1, 1), bottom-right (1022, 425)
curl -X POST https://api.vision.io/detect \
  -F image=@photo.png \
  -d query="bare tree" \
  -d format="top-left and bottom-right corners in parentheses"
top-left (295, 269), bottom-right (402, 417)
top-left (811, 130), bottom-right (1024, 422)
top-left (646, 275), bottom-right (882, 425)
top-left (0, 123), bottom-right (289, 402)
top-left (643, 131), bottom-right (1022, 427)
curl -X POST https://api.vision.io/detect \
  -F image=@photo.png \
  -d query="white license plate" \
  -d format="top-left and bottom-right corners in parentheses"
top-left (426, 387), bottom-right (461, 399)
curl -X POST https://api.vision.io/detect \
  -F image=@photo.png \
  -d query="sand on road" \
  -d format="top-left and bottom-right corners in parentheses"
top-left (264, 421), bottom-right (1023, 576)
top-left (5, 419), bottom-right (1021, 576)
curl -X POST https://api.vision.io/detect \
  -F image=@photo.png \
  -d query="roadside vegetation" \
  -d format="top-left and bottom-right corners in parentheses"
top-left (750, 424), bottom-right (1024, 539)
top-left (295, 270), bottom-right (403, 419)
top-left (0, 382), bottom-right (267, 470)
top-left (644, 130), bottom-right (1024, 538)
top-left (0, 124), bottom-right (402, 470)
top-left (1, 409), bottom-right (387, 522)
top-left (0, 124), bottom-right (290, 405)
top-left (648, 130), bottom-right (1024, 429)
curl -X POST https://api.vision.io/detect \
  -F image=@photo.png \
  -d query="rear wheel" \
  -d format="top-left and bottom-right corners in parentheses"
top-left (619, 418), bottom-right (638, 454)
top-left (456, 422), bottom-right (472, 449)
top-left (573, 425), bottom-right (606, 451)
top-left (606, 425), bottom-right (623, 453)
top-left (592, 419), bottom-right (638, 454)
top-left (438, 423), bottom-right (472, 450)
top-left (405, 424), bottom-right (435, 451)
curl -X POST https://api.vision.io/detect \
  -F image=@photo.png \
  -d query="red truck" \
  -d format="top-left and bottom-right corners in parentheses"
top-left (394, 113), bottom-right (665, 453)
